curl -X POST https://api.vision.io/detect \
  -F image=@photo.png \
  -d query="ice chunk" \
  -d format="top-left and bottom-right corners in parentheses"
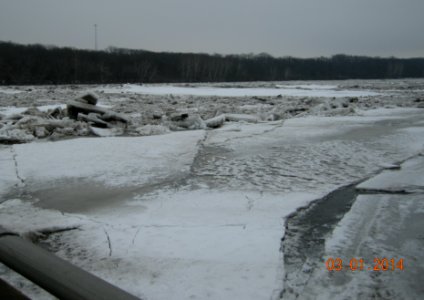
top-left (225, 114), bottom-right (259, 123)
top-left (205, 114), bottom-right (226, 128)
top-left (0, 126), bottom-right (34, 144)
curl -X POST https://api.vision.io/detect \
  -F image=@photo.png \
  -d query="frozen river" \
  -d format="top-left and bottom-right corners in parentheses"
top-left (0, 80), bottom-right (424, 299)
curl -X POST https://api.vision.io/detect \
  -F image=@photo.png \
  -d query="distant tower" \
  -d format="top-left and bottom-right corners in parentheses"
top-left (94, 24), bottom-right (98, 50)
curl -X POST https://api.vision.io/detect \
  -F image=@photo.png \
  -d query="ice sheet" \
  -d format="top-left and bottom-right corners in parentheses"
top-left (101, 84), bottom-right (379, 98)
top-left (357, 156), bottom-right (424, 192)
top-left (1, 105), bottom-right (423, 299)
top-left (57, 190), bottom-right (317, 300)
top-left (275, 84), bottom-right (338, 90)
top-left (8, 130), bottom-right (204, 189)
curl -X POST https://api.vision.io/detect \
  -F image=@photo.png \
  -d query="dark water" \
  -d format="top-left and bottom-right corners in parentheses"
top-left (281, 183), bottom-right (359, 298)
top-left (31, 182), bottom-right (137, 213)
top-left (28, 174), bottom-right (187, 214)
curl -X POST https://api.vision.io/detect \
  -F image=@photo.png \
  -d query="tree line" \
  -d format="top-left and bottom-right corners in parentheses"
top-left (1, 41), bottom-right (423, 85)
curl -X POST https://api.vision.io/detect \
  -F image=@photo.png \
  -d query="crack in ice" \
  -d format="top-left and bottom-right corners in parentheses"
top-left (10, 146), bottom-right (25, 187)
top-left (103, 228), bottom-right (112, 257)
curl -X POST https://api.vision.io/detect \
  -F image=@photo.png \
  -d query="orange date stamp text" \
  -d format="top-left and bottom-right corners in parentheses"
top-left (325, 257), bottom-right (404, 271)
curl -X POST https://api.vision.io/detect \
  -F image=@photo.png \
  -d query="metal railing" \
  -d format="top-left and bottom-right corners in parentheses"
top-left (0, 226), bottom-right (140, 300)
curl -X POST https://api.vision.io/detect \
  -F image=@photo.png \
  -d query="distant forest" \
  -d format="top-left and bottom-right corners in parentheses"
top-left (1, 41), bottom-right (424, 85)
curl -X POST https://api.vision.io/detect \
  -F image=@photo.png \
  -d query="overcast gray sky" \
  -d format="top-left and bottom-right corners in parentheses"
top-left (1, 0), bottom-right (423, 58)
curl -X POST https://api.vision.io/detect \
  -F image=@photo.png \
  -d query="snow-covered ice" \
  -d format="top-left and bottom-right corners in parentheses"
top-left (6, 131), bottom-right (204, 189)
top-left (0, 79), bottom-right (424, 299)
top-left (275, 84), bottom-right (339, 90)
top-left (101, 84), bottom-right (379, 98)
top-left (357, 156), bottom-right (424, 193)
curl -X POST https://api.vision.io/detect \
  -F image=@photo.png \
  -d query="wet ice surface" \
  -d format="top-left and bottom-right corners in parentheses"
top-left (286, 194), bottom-right (424, 300)
top-left (0, 79), bottom-right (424, 299)
top-left (287, 156), bottom-right (424, 300)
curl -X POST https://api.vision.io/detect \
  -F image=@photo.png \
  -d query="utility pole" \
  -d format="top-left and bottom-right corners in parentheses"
top-left (94, 24), bottom-right (98, 50)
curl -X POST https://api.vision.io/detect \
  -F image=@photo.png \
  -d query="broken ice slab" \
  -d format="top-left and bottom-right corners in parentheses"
top-left (78, 92), bottom-right (99, 105)
top-left (379, 163), bottom-right (401, 170)
top-left (5, 113), bottom-right (24, 121)
top-left (34, 126), bottom-right (49, 138)
top-left (48, 107), bottom-right (66, 119)
top-left (170, 115), bottom-right (206, 130)
top-left (357, 156), bottom-right (424, 193)
top-left (170, 112), bottom-right (189, 122)
top-left (0, 127), bottom-right (34, 144)
top-left (132, 125), bottom-right (169, 136)
top-left (22, 107), bottom-right (45, 117)
top-left (225, 114), bottom-right (259, 123)
top-left (205, 114), bottom-right (226, 128)
top-left (67, 100), bottom-right (103, 119)
top-left (15, 116), bottom-right (75, 131)
top-left (99, 111), bottom-right (130, 123)
top-left (203, 113), bottom-right (259, 129)
top-left (89, 126), bottom-right (122, 137)
top-left (77, 113), bottom-right (109, 128)
top-left (67, 100), bottom-right (129, 123)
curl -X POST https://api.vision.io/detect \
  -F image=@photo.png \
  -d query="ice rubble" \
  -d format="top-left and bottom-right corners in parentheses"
top-left (0, 92), bottom-right (207, 144)
top-left (3, 80), bottom-right (423, 145)
top-left (0, 91), bottom-right (282, 144)
top-left (0, 96), bottom-right (362, 145)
